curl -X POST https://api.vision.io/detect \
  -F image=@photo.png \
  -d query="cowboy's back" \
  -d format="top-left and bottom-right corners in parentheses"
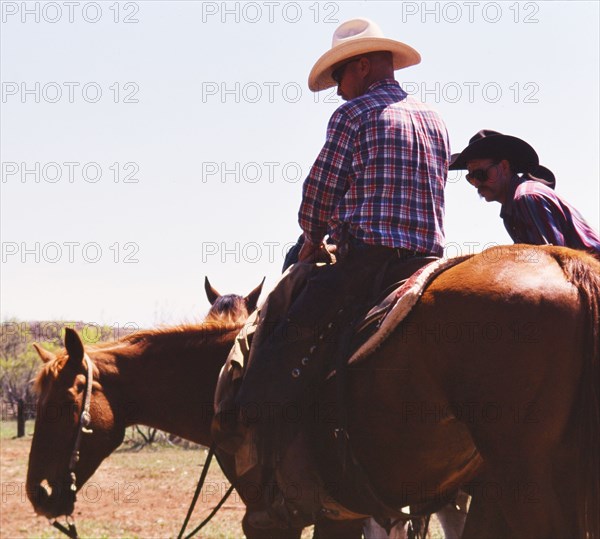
top-left (300, 79), bottom-right (448, 255)
top-left (502, 176), bottom-right (600, 253)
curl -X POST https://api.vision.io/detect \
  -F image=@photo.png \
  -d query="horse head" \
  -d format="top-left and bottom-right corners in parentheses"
top-left (27, 328), bottom-right (125, 519)
top-left (204, 276), bottom-right (265, 324)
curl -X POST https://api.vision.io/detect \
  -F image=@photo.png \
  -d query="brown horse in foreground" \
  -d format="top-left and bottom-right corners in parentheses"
top-left (27, 246), bottom-right (600, 538)
top-left (25, 279), bottom-right (358, 538)
top-left (221, 245), bottom-right (599, 539)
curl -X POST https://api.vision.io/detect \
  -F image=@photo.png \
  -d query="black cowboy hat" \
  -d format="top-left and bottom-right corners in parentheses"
top-left (524, 165), bottom-right (556, 189)
top-left (449, 130), bottom-right (539, 173)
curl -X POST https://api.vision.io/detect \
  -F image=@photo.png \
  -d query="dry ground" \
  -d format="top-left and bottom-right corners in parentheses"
top-left (1, 421), bottom-right (444, 539)
top-left (1, 421), bottom-right (259, 538)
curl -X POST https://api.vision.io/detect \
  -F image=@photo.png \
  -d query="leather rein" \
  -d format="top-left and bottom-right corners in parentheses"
top-left (176, 444), bottom-right (234, 539)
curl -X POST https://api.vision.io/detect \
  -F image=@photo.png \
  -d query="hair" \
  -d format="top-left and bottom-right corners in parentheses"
top-left (33, 354), bottom-right (69, 395)
top-left (366, 50), bottom-right (393, 64)
top-left (205, 294), bottom-right (250, 325)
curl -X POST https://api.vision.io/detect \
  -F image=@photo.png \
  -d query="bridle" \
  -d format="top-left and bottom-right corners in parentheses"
top-left (51, 352), bottom-right (95, 539)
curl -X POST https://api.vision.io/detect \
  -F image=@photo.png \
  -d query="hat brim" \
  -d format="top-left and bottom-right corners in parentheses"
top-left (308, 38), bottom-right (421, 92)
top-left (527, 165), bottom-right (556, 189)
top-left (449, 135), bottom-right (539, 173)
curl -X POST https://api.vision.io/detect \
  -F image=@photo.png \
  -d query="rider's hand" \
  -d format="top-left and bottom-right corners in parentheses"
top-left (298, 237), bottom-right (325, 263)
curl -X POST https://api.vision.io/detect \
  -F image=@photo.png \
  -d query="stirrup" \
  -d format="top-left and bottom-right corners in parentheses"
top-left (248, 487), bottom-right (313, 530)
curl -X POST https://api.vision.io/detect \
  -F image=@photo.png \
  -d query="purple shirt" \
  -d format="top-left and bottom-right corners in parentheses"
top-left (501, 175), bottom-right (600, 254)
top-left (298, 79), bottom-right (449, 256)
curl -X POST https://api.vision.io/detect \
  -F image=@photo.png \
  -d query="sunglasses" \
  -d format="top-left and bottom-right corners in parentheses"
top-left (465, 163), bottom-right (499, 185)
top-left (331, 58), bottom-right (361, 84)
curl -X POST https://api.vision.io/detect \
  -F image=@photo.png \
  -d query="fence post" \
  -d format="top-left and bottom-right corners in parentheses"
top-left (17, 399), bottom-right (25, 438)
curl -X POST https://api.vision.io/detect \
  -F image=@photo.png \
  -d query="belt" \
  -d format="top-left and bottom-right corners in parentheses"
top-left (339, 237), bottom-right (426, 261)
top-left (361, 245), bottom-right (423, 260)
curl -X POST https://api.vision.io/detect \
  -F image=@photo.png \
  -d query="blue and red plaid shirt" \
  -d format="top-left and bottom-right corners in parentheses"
top-left (299, 79), bottom-right (449, 256)
top-left (501, 176), bottom-right (600, 255)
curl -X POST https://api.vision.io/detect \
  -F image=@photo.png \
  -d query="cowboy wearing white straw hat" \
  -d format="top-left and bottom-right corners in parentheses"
top-left (215, 18), bottom-right (451, 530)
top-left (308, 17), bottom-right (421, 92)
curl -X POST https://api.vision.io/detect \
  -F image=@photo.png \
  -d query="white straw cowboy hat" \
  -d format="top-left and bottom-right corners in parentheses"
top-left (308, 18), bottom-right (421, 92)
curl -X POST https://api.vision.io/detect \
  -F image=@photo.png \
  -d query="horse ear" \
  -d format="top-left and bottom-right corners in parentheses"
top-left (204, 276), bottom-right (221, 305)
top-left (64, 327), bottom-right (85, 366)
top-left (244, 277), bottom-right (265, 313)
top-left (32, 343), bottom-right (56, 363)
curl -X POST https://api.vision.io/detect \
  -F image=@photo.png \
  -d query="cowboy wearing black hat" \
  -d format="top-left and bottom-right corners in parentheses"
top-left (451, 130), bottom-right (600, 255)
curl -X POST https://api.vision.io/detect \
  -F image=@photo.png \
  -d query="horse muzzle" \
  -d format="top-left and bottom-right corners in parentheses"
top-left (27, 478), bottom-right (75, 519)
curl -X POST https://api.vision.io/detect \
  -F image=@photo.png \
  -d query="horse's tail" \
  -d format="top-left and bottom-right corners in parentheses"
top-left (553, 249), bottom-right (600, 539)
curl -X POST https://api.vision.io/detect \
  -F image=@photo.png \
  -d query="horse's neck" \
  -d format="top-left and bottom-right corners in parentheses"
top-left (111, 335), bottom-right (231, 445)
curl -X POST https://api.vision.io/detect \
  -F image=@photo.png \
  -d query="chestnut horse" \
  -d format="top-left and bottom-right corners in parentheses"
top-left (25, 279), bottom-right (361, 539)
top-left (220, 245), bottom-right (599, 539)
top-left (26, 246), bottom-right (600, 539)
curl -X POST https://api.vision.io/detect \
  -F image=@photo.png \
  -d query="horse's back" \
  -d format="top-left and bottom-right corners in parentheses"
top-left (429, 244), bottom-right (582, 302)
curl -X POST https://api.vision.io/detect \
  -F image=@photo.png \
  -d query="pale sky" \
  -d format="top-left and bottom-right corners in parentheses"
top-left (1, 1), bottom-right (599, 329)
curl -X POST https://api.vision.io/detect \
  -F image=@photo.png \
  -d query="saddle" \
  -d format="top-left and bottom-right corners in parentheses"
top-left (345, 255), bottom-right (471, 368)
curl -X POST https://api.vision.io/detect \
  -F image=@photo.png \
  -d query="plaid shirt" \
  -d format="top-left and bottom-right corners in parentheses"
top-left (299, 79), bottom-right (449, 256)
top-left (502, 176), bottom-right (600, 254)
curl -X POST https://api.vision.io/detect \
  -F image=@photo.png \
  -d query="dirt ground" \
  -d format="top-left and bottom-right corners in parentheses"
top-left (1, 425), bottom-right (253, 539)
top-left (1, 423), bottom-right (444, 539)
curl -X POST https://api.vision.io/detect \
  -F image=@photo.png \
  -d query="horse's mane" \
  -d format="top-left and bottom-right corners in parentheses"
top-left (33, 320), bottom-right (245, 395)
top-left (33, 355), bottom-right (69, 396)
top-left (118, 320), bottom-right (244, 350)
top-left (204, 294), bottom-right (250, 325)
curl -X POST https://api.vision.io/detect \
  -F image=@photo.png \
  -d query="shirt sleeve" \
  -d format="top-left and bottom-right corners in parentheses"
top-left (511, 191), bottom-right (568, 246)
top-left (298, 108), bottom-right (357, 243)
